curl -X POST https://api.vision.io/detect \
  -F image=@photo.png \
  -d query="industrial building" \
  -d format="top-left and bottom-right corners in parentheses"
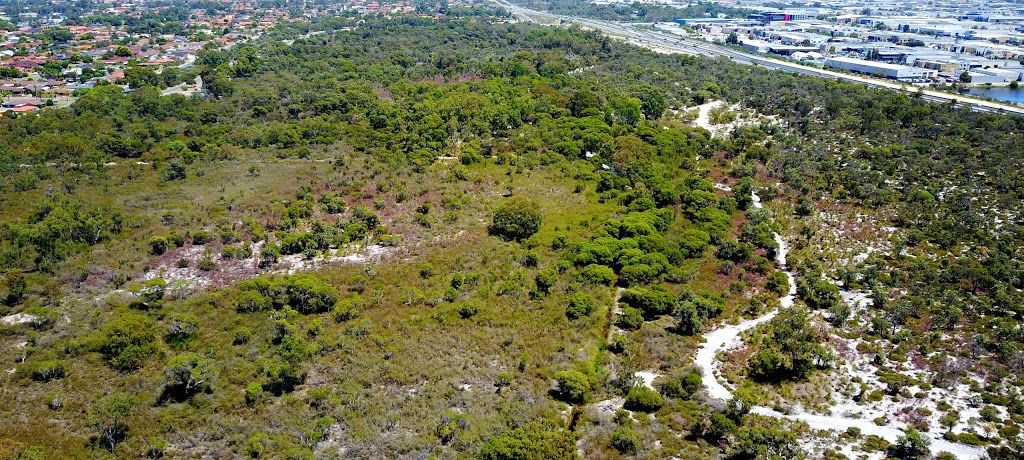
top-left (825, 56), bottom-right (935, 80)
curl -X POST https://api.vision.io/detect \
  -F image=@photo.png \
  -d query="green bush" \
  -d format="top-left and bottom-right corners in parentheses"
top-left (765, 270), bottom-right (790, 296)
top-left (98, 310), bottom-right (158, 372)
top-left (31, 360), bottom-right (66, 381)
top-left (608, 334), bottom-right (632, 354)
top-left (191, 230), bottom-right (215, 245)
top-left (611, 427), bottom-right (641, 453)
top-left (578, 264), bottom-right (616, 285)
top-left (480, 421), bottom-right (577, 460)
top-left (535, 267), bottom-right (559, 295)
top-left (624, 386), bottom-right (664, 412)
top-left (245, 382), bottom-right (265, 405)
top-left (566, 292), bottom-right (596, 320)
top-left (553, 370), bottom-right (591, 403)
top-left (233, 327), bottom-right (252, 345)
top-left (490, 197), bottom-right (543, 241)
top-left (617, 306), bottom-right (644, 330)
top-left (148, 236), bottom-right (168, 255)
top-left (162, 352), bottom-right (216, 401)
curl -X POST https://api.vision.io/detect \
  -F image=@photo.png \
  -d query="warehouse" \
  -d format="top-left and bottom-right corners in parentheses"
top-left (825, 56), bottom-right (933, 80)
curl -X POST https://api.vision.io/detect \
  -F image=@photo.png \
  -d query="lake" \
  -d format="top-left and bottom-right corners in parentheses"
top-left (967, 86), bottom-right (1024, 104)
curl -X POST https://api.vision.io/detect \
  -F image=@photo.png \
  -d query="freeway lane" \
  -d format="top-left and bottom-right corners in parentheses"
top-left (491, 0), bottom-right (1024, 115)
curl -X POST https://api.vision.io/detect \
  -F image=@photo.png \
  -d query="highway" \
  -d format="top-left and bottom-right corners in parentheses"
top-left (490, 0), bottom-right (1024, 116)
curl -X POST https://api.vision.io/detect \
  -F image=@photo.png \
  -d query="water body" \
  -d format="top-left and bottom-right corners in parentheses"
top-left (693, 190), bottom-right (985, 459)
top-left (967, 86), bottom-right (1024, 105)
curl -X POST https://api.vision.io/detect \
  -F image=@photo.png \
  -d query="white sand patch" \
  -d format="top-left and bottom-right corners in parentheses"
top-left (689, 100), bottom-right (776, 137)
top-left (635, 371), bottom-right (660, 390)
top-left (0, 313), bottom-right (36, 326)
top-left (693, 190), bottom-right (986, 459)
top-left (752, 407), bottom-right (984, 459)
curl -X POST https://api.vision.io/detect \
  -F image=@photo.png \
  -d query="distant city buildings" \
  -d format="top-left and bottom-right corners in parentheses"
top-left (667, 0), bottom-right (1024, 84)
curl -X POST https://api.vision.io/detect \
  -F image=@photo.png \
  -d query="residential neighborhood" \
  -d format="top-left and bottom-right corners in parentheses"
top-left (0, 0), bottom-right (490, 115)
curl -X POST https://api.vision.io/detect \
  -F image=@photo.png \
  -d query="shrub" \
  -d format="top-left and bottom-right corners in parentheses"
top-left (617, 306), bottom-right (644, 330)
top-left (99, 310), bottom-right (158, 371)
top-left (191, 230), bottom-right (215, 245)
top-left (164, 313), bottom-right (199, 347)
top-left (93, 392), bottom-right (133, 450)
top-left (148, 236), bottom-right (168, 255)
top-left (31, 360), bottom-right (66, 381)
top-left (459, 302), bottom-right (479, 319)
top-left (766, 270), bottom-right (790, 296)
top-left (553, 370), bottom-right (591, 403)
top-left (162, 353), bottom-right (216, 401)
top-left (245, 382), bottom-right (265, 405)
top-left (624, 386), bottom-right (664, 412)
top-left (578, 264), bottom-right (616, 285)
top-left (480, 421), bottom-right (577, 460)
top-left (661, 371), bottom-right (702, 399)
top-left (566, 292), bottom-right (596, 320)
top-left (494, 372), bottom-right (513, 390)
top-left (233, 327), bottom-right (252, 345)
top-left (611, 427), bottom-right (641, 454)
top-left (523, 250), bottom-right (539, 267)
top-left (236, 290), bottom-right (270, 313)
top-left (24, 306), bottom-right (58, 330)
top-left (334, 297), bottom-right (360, 322)
top-left (197, 255), bottom-right (216, 272)
top-left (491, 197), bottom-right (543, 241)
top-left (535, 267), bottom-right (558, 295)
top-left (889, 427), bottom-right (931, 459)
top-left (608, 334), bottom-right (632, 354)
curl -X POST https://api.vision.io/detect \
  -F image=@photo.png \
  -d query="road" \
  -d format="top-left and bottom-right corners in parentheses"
top-left (161, 76), bottom-right (203, 97)
top-left (490, 0), bottom-right (1024, 116)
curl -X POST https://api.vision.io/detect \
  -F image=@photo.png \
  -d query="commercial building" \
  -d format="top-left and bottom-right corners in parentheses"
top-left (825, 56), bottom-right (934, 80)
top-left (966, 68), bottom-right (1022, 84)
top-left (748, 11), bottom-right (811, 24)
top-left (914, 59), bottom-right (961, 73)
top-left (738, 39), bottom-right (819, 56)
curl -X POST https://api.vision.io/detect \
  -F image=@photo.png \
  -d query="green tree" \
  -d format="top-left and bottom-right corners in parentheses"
top-left (491, 198), bottom-right (542, 241)
top-left (959, 71), bottom-right (971, 83)
top-left (890, 427), bottom-right (930, 460)
top-left (124, 67), bottom-right (162, 89)
top-left (93, 392), bottom-right (133, 450)
top-left (747, 307), bottom-right (833, 381)
top-left (534, 267), bottom-right (558, 295)
top-left (617, 306), bottom-right (644, 330)
top-left (611, 97), bottom-right (642, 126)
top-left (735, 423), bottom-right (803, 459)
top-left (637, 86), bottom-right (666, 120)
top-left (567, 87), bottom-right (601, 117)
top-left (163, 353), bottom-right (217, 401)
top-left (674, 301), bottom-right (706, 335)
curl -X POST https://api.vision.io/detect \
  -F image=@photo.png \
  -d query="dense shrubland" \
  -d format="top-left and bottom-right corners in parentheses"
top-left (0, 10), bottom-right (1022, 460)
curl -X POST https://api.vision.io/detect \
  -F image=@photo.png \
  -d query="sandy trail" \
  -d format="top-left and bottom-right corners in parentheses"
top-left (693, 191), bottom-right (985, 459)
